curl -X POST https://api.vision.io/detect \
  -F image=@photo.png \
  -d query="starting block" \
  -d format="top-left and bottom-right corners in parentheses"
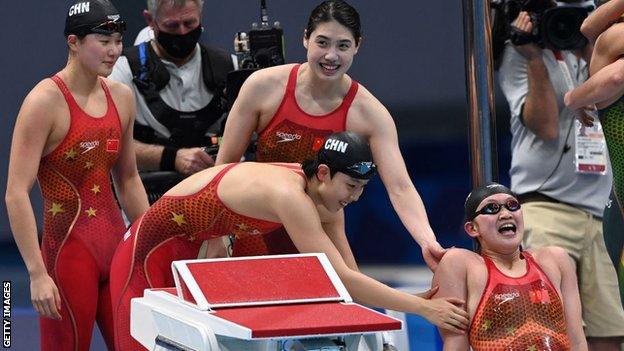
top-left (131, 253), bottom-right (402, 350)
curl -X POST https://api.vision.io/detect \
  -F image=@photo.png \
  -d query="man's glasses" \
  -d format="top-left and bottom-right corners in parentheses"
top-left (347, 161), bottom-right (376, 176)
top-left (474, 199), bottom-right (521, 218)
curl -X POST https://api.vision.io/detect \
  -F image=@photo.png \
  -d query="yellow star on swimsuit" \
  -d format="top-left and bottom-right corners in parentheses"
top-left (84, 161), bottom-right (94, 170)
top-left (64, 148), bottom-right (77, 160)
top-left (85, 207), bottom-right (97, 217)
top-left (91, 184), bottom-right (101, 194)
top-left (171, 212), bottom-right (187, 226)
top-left (506, 326), bottom-right (516, 336)
top-left (482, 320), bottom-right (492, 331)
top-left (527, 345), bottom-right (537, 351)
top-left (236, 223), bottom-right (249, 231)
top-left (48, 203), bottom-right (65, 217)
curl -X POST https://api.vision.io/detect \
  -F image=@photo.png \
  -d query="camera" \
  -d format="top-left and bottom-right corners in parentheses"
top-left (226, 0), bottom-right (286, 107)
top-left (234, 0), bottom-right (285, 69)
top-left (492, 0), bottom-right (594, 51)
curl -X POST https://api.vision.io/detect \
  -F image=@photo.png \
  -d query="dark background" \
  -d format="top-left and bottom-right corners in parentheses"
top-left (0, 0), bottom-right (512, 265)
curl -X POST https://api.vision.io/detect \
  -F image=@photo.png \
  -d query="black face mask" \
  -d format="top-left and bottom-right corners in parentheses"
top-left (156, 24), bottom-right (202, 59)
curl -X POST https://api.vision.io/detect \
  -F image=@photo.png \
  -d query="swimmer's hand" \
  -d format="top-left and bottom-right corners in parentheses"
top-left (422, 241), bottom-right (447, 271)
top-left (421, 296), bottom-right (469, 334)
top-left (30, 272), bottom-right (62, 320)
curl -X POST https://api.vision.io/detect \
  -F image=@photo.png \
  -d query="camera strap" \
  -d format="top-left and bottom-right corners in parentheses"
top-left (553, 50), bottom-right (607, 175)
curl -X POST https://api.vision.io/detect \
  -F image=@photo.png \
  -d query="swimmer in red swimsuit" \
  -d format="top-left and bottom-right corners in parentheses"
top-left (432, 183), bottom-right (587, 350)
top-left (110, 132), bottom-right (470, 350)
top-left (5, 1), bottom-right (149, 350)
top-left (217, 0), bottom-right (446, 270)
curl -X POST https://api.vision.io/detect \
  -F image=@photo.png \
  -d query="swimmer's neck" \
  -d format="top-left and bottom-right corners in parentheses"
top-left (481, 248), bottom-right (524, 272)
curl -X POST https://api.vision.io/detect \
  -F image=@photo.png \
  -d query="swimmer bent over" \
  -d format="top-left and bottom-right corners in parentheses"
top-left (110, 132), bottom-right (469, 350)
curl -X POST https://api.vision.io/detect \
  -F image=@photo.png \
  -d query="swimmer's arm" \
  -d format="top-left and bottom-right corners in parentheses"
top-left (110, 83), bottom-right (149, 221)
top-left (552, 248), bottom-right (587, 350)
top-left (581, 0), bottom-right (624, 45)
top-left (321, 210), bottom-right (358, 271)
top-left (274, 190), bottom-right (469, 332)
top-left (5, 84), bottom-right (62, 319)
top-left (432, 249), bottom-right (471, 350)
top-left (564, 58), bottom-right (624, 110)
top-left (356, 99), bottom-right (444, 271)
top-left (215, 71), bottom-right (265, 165)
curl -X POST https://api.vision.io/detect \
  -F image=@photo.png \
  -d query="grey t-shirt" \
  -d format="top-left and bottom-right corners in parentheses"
top-left (498, 43), bottom-right (611, 217)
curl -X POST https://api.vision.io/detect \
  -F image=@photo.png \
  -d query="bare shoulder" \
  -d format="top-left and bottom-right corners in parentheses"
top-left (101, 77), bottom-right (133, 101)
top-left (347, 82), bottom-right (393, 132)
top-left (530, 246), bottom-right (570, 266)
top-left (437, 248), bottom-right (481, 273)
top-left (19, 78), bottom-right (65, 120)
top-left (245, 64), bottom-right (296, 90)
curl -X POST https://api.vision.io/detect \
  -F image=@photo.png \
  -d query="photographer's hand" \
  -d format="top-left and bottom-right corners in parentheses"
top-left (175, 147), bottom-right (215, 175)
top-left (512, 11), bottom-right (542, 60)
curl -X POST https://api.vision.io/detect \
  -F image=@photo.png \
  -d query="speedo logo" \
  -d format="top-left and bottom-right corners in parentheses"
top-left (276, 131), bottom-right (302, 143)
top-left (80, 140), bottom-right (100, 154)
top-left (494, 291), bottom-right (520, 301)
top-left (324, 138), bottom-right (348, 153)
top-left (68, 2), bottom-right (90, 16)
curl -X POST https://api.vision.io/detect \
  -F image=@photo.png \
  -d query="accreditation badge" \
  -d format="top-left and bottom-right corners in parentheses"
top-left (574, 111), bottom-right (607, 174)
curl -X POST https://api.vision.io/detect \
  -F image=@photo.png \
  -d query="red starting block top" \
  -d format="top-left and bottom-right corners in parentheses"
top-left (213, 302), bottom-right (402, 338)
top-left (172, 254), bottom-right (351, 310)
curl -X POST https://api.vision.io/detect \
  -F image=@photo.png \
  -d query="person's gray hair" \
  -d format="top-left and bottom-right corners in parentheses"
top-left (146, 0), bottom-right (204, 19)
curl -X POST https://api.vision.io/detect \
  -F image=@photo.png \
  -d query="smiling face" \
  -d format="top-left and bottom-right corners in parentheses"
top-left (303, 20), bottom-right (360, 80)
top-left (316, 166), bottom-right (368, 212)
top-left (465, 193), bottom-right (524, 254)
top-left (70, 32), bottom-right (123, 76)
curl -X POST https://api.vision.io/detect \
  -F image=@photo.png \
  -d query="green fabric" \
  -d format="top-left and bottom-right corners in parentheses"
top-left (599, 97), bottom-right (624, 305)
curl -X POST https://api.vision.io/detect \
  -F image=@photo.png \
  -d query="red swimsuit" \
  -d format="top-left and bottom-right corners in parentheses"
top-left (38, 75), bottom-right (126, 350)
top-left (233, 64), bottom-right (359, 256)
top-left (110, 163), bottom-right (299, 350)
top-left (469, 252), bottom-right (571, 350)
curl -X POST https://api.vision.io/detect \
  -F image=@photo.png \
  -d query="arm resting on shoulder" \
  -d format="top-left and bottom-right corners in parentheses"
top-left (357, 100), bottom-right (444, 270)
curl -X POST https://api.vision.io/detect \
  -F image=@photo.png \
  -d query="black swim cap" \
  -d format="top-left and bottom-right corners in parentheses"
top-left (64, 0), bottom-right (126, 37)
top-left (464, 182), bottom-right (516, 221)
top-left (317, 132), bottom-right (376, 179)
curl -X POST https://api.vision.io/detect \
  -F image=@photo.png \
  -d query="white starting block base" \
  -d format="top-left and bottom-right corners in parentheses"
top-left (131, 254), bottom-right (402, 351)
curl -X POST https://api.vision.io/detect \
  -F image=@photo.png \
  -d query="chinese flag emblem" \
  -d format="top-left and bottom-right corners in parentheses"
top-left (106, 139), bottom-right (120, 152)
top-left (529, 288), bottom-right (551, 304)
top-left (312, 137), bottom-right (324, 151)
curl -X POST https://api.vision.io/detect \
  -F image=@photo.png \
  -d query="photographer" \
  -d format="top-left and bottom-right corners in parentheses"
top-left (109, 0), bottom-right (233, 179)
top-left (497, 1), bottom-right (624, 349)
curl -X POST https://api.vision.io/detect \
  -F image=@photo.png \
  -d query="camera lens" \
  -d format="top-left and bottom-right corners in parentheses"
top-left (541, 7), bottom-right (588, 50)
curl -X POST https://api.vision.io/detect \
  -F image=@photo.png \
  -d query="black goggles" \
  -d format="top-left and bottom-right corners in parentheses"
top-left (473, 199), bottom-right (521, 219)
top-left (91, 20), bottom-right (126, 33)
top-left (73, 20), bottom-right (126, 36)
top-left (346, 161), bottom-right (376, 177)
